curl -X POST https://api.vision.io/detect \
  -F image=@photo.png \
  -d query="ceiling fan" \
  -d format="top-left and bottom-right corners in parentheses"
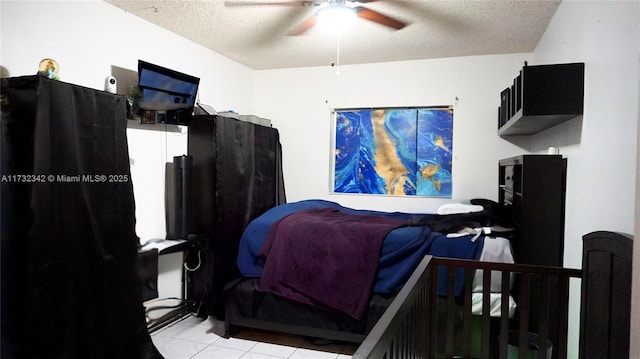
top-left (224, 0), bottom-right (408, 35)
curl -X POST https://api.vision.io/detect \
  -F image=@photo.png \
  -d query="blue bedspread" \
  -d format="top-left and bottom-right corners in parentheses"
top-left (237, 199), bottom-right (485, 294)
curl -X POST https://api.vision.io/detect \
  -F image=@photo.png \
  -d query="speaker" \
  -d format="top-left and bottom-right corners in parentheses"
top-left (104, 75), bottom-right (117, 93)
top-left (135, 248), bottom-right (159, 302)
top-left (166, 155), bottom-right (193, 239)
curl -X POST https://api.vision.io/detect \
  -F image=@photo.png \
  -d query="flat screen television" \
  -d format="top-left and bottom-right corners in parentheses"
top-left (137, 60), bottom-right (200, 125)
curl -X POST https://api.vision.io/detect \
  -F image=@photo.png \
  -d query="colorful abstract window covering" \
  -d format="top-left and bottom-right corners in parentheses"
top-left (333, 107), bottom-right (453, 197)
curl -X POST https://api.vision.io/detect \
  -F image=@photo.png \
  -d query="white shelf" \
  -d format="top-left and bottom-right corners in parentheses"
top-left (126, 119), bottom-right (186, 133)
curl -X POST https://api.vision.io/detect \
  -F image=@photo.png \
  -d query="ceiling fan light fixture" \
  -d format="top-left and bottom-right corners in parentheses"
top-left (317, 5), bottom-right (357, 30)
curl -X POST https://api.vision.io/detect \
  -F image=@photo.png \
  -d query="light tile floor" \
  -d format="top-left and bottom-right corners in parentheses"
top-left (150, 315), bottom-right (358, 359)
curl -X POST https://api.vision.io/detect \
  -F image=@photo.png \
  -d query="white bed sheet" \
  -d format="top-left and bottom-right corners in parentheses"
top-left (468, 236), bottom-right (517, 318)
top-left (471, 293), bottom-right (517, 318)
top-left (472, 236), bottom-right (515, 292)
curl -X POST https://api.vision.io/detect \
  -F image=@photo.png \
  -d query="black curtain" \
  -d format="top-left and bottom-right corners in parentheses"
top-left (1, 76), bottom-right (162, 359)
top-left (188, 115), bottom-right (286, 318)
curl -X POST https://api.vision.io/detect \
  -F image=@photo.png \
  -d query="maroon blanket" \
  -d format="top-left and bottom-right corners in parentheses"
top-left (257, 208), bottom-right (406, 319)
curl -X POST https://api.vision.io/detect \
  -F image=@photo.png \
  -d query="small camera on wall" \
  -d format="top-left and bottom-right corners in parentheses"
top-left (104, 76), bottom-right (117, 93)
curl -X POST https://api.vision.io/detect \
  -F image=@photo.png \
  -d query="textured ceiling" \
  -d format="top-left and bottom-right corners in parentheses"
top-left (105, 0), bottom-right (561, 70)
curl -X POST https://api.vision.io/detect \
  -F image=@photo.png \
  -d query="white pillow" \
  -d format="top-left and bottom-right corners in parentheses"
top-left (437, 203), bottom-right (483, 215)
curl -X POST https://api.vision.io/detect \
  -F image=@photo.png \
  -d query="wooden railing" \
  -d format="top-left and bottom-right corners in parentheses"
top-left (354, 256), bottom-right (581, 359)
top-left (354, 255), bottom-right (433, 359)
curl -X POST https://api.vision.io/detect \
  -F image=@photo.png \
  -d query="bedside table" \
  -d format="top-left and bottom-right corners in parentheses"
top-left (138, 234), bottom-right (209, 332)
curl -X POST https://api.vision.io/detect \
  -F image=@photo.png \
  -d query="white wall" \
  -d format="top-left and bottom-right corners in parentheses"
top-left (1, 0), bottom-right (255, 243)
top-left (254, 54), bottom-right (532, 213)
top-left (533, 0), bottom-right (638, 267)
top-left (531, 1), bottom-right (639, 356)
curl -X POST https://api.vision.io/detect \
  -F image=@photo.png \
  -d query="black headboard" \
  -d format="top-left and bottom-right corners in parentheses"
top-left (579, 231), bottom-right (633, 359)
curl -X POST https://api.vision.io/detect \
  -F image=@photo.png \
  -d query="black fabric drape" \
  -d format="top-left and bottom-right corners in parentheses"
top-left (1, 76), bottom-right (162, 359)
top-left (188, 115), bottom-right (285, 318)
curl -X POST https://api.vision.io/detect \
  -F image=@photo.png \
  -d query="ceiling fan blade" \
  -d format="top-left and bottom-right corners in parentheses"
top-left (287, 14), bottom-right (318, 35)
top-left (224, 0), bottom-right (318, 6)
top-left (354, 6), bottom-right (407, 30)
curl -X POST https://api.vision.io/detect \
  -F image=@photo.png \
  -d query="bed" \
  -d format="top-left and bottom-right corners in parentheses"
top-left (223, 199), bottom-right (517, 343)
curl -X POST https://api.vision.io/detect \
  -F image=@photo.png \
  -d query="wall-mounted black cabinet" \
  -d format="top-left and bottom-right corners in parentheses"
top-left (498, 62), bottom-right (585, 136)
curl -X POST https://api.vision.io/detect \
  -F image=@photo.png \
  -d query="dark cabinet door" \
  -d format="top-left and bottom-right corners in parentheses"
top-left (499, 154), bottom-right (566, 266)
